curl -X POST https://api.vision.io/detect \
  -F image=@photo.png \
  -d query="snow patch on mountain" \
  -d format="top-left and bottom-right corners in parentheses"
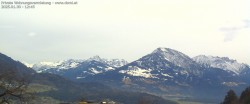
top-left (105, 67), bottom-right (115, 71)
top-left (76, 76), bottom-right (85, 79)
top-left (89, 68), bottom-right (103, 74)
top-left (222, 82), bottom-right (241, 87)
top-left (119, 66), bottom-right (155, 78)
top-left (161, 73), bottom-right (173, 78)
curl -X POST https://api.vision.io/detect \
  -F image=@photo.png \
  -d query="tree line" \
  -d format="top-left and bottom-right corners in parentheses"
top-left (222, 86), bottom-right (250, 104)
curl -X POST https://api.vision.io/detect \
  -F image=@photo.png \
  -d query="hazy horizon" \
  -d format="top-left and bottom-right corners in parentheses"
top-left (1, 47), bottom-right (249, 65)
top-left (1, 0), bottom-right (250, 64)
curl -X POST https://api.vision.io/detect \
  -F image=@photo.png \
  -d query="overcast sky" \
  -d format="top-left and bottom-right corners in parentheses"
top-left (0, 0), bottom-right (250, 64)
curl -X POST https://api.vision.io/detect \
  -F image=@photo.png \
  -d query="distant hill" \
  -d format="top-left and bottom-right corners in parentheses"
top-left (0, 53), bottom-right (35, 77)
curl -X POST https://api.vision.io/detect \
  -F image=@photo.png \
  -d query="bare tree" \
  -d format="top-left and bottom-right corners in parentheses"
top-left (0, 70), bottom-right (31, 104)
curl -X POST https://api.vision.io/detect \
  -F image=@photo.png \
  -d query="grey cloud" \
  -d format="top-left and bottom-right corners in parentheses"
top-left (220, 27), bottom-right (239, 42)
top-left (220, 20), bottom-right (250, 42)
top-left (244, 20), bottom-right (250, 28)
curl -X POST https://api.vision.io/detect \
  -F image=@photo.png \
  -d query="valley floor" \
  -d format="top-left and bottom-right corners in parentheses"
top-left (177, 101), bottom-right (216, 104)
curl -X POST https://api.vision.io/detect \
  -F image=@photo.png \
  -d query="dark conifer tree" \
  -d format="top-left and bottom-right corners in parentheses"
top-left (239, 86), bottom-right (250, 104)
top-left (222, 90), bottom-right (238, 104)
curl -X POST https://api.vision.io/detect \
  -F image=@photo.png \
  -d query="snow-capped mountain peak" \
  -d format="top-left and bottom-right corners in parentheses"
top-left (31, 56), bottom-right (128, 74)
top-left (56, 59), bottom-right (85, 69)
top-left (88, 55), bottom-right (102, 62)
top-left (193, 55), bottom-right (248, 74)
top-left (31, 59), bottom-right (84, 72)
top-left (151, 47), bottom-right (198, 69)
top-left (87, 56), bottom-right (128, 68)
top-left (152, 47), bottom-right (171, 53)
top-left (39, 61), bottom-right (62, 67)
top-left (32, 61), bottom-right (61, 69)
top-left (118, 47), bottom-right (203, 80)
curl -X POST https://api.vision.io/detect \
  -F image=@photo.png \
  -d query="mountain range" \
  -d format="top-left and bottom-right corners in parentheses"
top-left (28, 47), bottom-right (250, 103)
top-left (29, 56), bottom-right (127, 80)
top-left (0, 52), bottom-right (176, 104)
